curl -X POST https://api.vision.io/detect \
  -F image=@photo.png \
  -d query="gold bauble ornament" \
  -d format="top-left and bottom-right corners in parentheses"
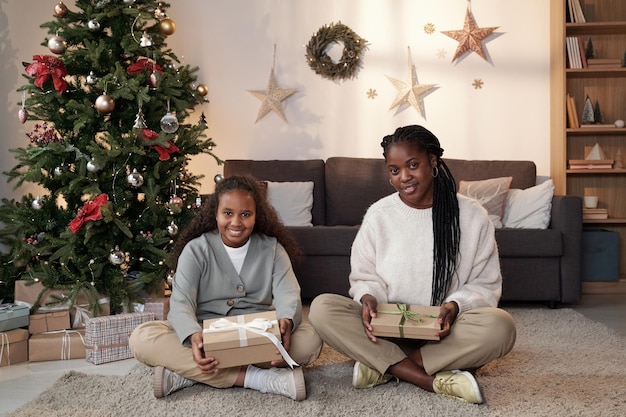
top-left (159, 18), bottom-right (176, 36)
top-left (54, 2), bottom-right (68, 17)
top-left (95, 94), bottom-right (115, 114)
top-left (196, 84), bottom-right (209, 97)
top-left (48, 35), bottom-right (67, 55)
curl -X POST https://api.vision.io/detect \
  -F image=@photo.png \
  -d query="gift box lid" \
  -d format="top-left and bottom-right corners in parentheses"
top-left (203, 311), bottom-right (281, 350)
top-left (371, 303), bottom-right (441, 341)
top-left (0, 304), bottom-right (30, 331)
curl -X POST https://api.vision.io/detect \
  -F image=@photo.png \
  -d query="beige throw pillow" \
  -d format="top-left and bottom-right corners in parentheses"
top-left (458, 176), bottom-right (512, 228)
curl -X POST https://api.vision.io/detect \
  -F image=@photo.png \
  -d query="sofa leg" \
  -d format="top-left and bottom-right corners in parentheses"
top-left (547, 301), bottom-right (559, 309)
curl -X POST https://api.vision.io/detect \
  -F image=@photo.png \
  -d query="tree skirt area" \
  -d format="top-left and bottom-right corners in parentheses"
top-left (8, 308), bottom-right (626, 417)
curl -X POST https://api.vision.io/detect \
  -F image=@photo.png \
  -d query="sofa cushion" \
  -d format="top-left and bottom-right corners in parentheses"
top-left (503, 179), bottom-right (554, 229)
top-left (224, 159), bottom-right (326, 225)
top-left (445, 159), bottom-right (537, 190)
top-left (459, 176), bottom-right (512, 228)
top-left (266, 181), bottom-right (314, 227)
top-left (325, 157), bottom-right (394, 226)
top-left (495, 228), bottom-right (562, 257)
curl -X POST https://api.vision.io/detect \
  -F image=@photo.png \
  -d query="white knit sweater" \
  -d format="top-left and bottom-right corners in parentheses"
top-left (349, 193), bottom-right (502, 314)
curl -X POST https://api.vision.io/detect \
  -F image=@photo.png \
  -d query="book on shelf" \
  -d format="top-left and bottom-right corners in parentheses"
top-left (569, 159), bottom-right (614, 169)
top-left (566, 94), bottom-right (580, 128)
top-left (568, 0), bottom-right (586, 23)
top-left (583, 208), bottom-right (608, 220)
top-left (566, 37), bottom-right (582, 69)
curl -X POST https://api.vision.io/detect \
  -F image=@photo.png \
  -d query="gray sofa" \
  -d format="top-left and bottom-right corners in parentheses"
top-left (224, 157), bottom-right (583, 307)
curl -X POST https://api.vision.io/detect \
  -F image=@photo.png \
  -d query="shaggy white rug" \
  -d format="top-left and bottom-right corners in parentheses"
top-left (7, 308), bottom-right (626, 417)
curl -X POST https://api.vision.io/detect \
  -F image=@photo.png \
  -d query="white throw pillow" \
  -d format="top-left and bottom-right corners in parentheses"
top-left (502, 179), bottom-right (554, 229)
top-left (266, 181), bottom-right (314, 227)
top-left (458, 177), bottom-right (512, 228)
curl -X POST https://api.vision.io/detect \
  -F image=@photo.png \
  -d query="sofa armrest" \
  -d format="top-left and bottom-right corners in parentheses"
top-left (549, 195), bottom-right (583, 303)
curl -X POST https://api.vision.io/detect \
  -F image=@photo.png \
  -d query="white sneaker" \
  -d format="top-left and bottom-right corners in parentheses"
top-left (259, 367), bottom-right (306, 401)
top-left (153, 366), bottom-right (196, 398)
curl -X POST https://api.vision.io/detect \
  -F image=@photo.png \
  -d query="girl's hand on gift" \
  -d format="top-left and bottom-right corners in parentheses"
top-left (191, 331), bottom-right (219, 373)
top-left (360, 294), bottom-right (379, 343)
top-left (435, 301), bottom-right (459, 339)
top-left (270, 318), bottom-right (293, 366)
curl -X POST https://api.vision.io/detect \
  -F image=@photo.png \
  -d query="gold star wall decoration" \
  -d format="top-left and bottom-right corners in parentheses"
top-left (248, 45), bottom-right (298, 123)
top-left (441, 2), bottom-right (499, 63)
top-left (473, 78), bottom-right (484, 89)
top-left (386, 46), bottom-right (436, 118)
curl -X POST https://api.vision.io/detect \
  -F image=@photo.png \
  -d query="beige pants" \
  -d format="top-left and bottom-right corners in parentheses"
top-left (129, 320), bottom-right (322, 388)
top-left (308, 293), bottom-right (516, 375)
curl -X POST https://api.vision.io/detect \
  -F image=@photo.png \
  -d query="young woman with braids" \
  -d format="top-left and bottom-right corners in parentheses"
top-left (309, 125), bottom-right (516, 404)
top-left (130, 175), bottom-right (322, 401)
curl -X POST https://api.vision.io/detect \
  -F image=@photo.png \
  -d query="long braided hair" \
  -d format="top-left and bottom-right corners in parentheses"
top-left (169, 175), bottom-right (302, 272)
top-left (381, 125), bottom-right (460, 306)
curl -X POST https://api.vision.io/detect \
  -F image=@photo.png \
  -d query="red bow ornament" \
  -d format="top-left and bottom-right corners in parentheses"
top-left (142, 128), bottom-right (179, 161)
top-left (126, 57), bottom-right (163, 75)
top-left (69, 193), bottom-right (109, 234)
top-left (24, 55), bottom-right (68, 94)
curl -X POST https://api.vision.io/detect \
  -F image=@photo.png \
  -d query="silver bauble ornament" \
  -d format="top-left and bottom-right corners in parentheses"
top-left (31, 196), bottom-right (44, 210)
top-left (160, 112), bottom-right (179, 133)
top-left (123, 0), bottom-right (135, 3)
top-left (214, 173), bottom-right (224, 183)
top-left (109, 246), bottom-right (125, 265)
top-left (167, 221), bottom-right (179, 236)
top-left (48, 35), bottom-right (67, 54)
top-left (86, 71), bottom-right (97, 85)
top-left (127, 169), bottom-right (144, 187)
top-left (87, 19), bottom-right (101, 31)
top-left (95, 94), bottom-right (115, 114)
top-left (18, 108), bottom-right (29, 124)
top-left (87, 160), bottom-right (99, 172)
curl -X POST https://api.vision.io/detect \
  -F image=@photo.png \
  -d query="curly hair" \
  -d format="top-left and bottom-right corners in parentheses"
top-left (380, 125), bottom-right (460, 306)
top-left (170, 175), bottom-right (303, 271)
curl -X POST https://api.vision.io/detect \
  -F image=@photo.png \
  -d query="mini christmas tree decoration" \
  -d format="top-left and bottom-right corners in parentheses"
top-left (582, 95), bottom-right (595, 124)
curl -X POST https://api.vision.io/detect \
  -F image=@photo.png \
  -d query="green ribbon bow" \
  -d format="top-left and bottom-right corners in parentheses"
top-left (378, 303), bottom-right (426, 338)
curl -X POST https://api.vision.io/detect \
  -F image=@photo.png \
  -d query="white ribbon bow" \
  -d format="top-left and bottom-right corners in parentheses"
top-left (43, 330), bottom-right (86, 360)
top-left (0, 333), bottom-right (10, 365)
top-left (203, 317), bottom-right (298, 368)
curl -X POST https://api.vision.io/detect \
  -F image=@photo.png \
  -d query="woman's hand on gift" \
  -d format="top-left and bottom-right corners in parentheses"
top-left (270, 318), bottom-right (293, 366)
top-left (360, 294), bottom-right (379, 343)
top-left (190, 331), bottom-right (219, 373)
top-left (435, 301), bottom-right (459, 339)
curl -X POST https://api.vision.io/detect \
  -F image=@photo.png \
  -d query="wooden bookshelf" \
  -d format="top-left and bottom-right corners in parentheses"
top-left (552, 0), bottom-right (626, 292)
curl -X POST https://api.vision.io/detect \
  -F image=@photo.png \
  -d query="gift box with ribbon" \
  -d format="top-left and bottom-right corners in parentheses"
top-left (1, 328), bottom-right (29, 367)
top-left (29, 310), bottom-right (71, 335)
top-left (84, 312), bottom-right (154, 365)
top-left (28, 329), bottom-right (86, 362)
top-left (131, 297), bottom-right (170, 320)
top-left (203, 311), bottom-right (297, 369)
top-left (14, 280), bottom-right (110, 329)
top-left (371, 303), bottom-right (441, 341)
top-left (0, 303), bottom-right (30, 332)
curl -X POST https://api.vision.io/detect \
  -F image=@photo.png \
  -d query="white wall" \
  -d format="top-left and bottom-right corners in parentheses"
top-left (0, 0), bottom-right (551, 197)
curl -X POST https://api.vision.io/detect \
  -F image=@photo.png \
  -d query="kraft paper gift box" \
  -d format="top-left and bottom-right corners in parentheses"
top-left (371, 304), bottom-right (441, 341)
top-left (84, 312), bottom-right (154, 365)
top-left (28, 330), bottom-right (86, 362)
top-left (1, 328), bottom-right (29, 367)
top-left (0, 304), bottom-right (29, 332)
top-left (203, 311), bottom-right (292, 369)
top-left (131, 297), bottom-right (170, 320)
top-left (14, 280), bottom-right (110, 329)
top-left (28, 310), bottom-right (71, 335)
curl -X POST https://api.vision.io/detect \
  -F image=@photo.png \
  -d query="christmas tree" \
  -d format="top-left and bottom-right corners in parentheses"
top-left (0, 0), bottom-right (220, 313)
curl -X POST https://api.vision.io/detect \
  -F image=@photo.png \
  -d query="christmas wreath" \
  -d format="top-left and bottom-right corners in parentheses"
top-left (305, 22), bottom-right (367, 81)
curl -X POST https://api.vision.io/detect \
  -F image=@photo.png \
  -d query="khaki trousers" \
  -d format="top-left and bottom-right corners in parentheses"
top-left (309, 293), bottom-right (516, 376)
top-left (129, 320), bottom-right (322, 388)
